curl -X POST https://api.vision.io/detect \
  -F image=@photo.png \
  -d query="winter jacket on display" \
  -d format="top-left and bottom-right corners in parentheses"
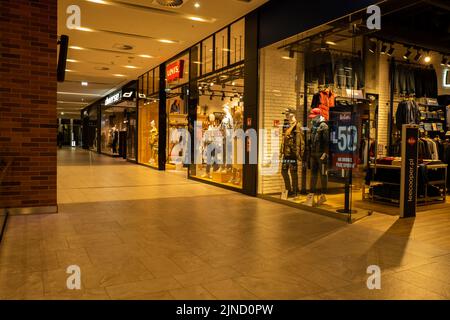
top-left (311, 90), bottom-right (335, 121)
top-left (281, 122), bottom-right (305, 160)
top-left (310, 121), bottom-right (329, 155)
top-left (395, 100), bottom-right (420, 131)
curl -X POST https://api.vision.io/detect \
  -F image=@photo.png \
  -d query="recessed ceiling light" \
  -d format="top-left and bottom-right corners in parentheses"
top-left (87, 0), bottom-right (109, 4)
top-left (81, 81), bottom-right (88, 86)
top-left (424, 52), bottom-right (431, 63)
top-left (57, 92), bottom-right (102, 96)
top-left (188, 16), bottom-right (207, 22)
top-left (158, 39), bottom-right (176, 44)
top-left (124, 65), bottom-right (138, 69)
top-left (69, 46), bottom-right (84, 50)
top-left (194, 2), bottom-right (200, 8)
top-left (65, 69), bottom-right (74, 72)
top-left (66, 59), bottom-right (79, 63)
top-left (281, 56), bottom-right (292, 60)
top-left (75, 26), bottom-right (95, 32)
top-left (113, 74), bottom-right (126, 77)
top-left (139, 54), bottom-right (153, 58)
top-left (325, 41), bottom-right (337, 46)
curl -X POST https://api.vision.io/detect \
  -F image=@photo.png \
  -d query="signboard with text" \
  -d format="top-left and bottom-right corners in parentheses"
top-left (329, 112), bottom-right (359, 171)
top-left (400, 124), bottom-right (419, 218)
top-left (166, 60), bottom-right (185, 83)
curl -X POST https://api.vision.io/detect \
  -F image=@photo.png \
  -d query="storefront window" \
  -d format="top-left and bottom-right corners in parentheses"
top-left (215, 28), bottom-right (229, 70)
top-left (230, 19), bottom-right (245, 65)
top-left (189, 63), bottom-right (245, 189)
top-left (258, 17), bottom-right (364, 218)
top-left (259, 2), bottom-right (450, 221)
top-left (138, 97), bottom-right (159, 167)
top-left (166, 53), bottom-right (189, 170)
top-left (201, 36), bottom-right (213, 75)
top-left (101, 104), bottom-right (127, 157)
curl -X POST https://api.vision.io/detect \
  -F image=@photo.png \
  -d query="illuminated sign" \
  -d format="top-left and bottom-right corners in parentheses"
top-left (166, 60), bottom-right (184, 83)
top-left (105, 91), bottom-right (122, 106)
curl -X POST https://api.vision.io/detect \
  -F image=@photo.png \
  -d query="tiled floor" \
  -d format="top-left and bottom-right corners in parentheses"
top-left (1, 148), bottom-right (450, 299)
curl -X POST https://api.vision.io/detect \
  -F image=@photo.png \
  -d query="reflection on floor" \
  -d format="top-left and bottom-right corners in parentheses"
top-left (1, 148), bottom-right (450, 300)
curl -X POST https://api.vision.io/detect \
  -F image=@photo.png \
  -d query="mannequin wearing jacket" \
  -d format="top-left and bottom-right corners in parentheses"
top-left (305, 108), bottom-right (329, 206)
top-left (280, 110), bottom-right (304, 197)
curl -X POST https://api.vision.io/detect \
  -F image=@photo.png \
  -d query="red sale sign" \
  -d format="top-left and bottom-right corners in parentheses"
top-left (166, 60), bottom-right (184, 82)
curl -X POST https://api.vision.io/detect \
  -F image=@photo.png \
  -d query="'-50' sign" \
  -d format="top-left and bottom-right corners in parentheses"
top-left (166, 60), bottom-right (184, 83)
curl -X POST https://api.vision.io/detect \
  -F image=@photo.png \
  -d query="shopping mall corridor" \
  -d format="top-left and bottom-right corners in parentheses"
top-left (1, 148), bottom-right (450, 299)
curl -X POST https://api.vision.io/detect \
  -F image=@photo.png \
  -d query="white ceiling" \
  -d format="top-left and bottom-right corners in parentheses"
top-left (57, 0), bottom-right (268, 116)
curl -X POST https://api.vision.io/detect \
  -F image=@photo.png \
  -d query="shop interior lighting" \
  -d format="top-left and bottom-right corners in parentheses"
top-left (424, 51), bottom-right (431, 63)
top-left (441, 56), bottom-right (448, 66)
top-left (369, 41), bottom-right (377, 54)
top-left (380, 43), bottom-right (388, 55)
top-left (386, 45), bottom-right (395, 56)
top-left (81, 81), bottom-right (88, 86)
top-left (403, 47), bottom-right (412, 60)
top-left (413, 49), bottom-right (422, 62)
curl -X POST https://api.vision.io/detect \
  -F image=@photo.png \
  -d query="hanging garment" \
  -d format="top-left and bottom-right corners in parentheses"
top-left (395, 100), bottom-right (420, 131)
top-left (311, 90), bottom-right (335, 121)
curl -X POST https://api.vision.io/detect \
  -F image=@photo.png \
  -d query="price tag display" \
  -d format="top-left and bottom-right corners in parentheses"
top-left (329, 112), bottom-right (360, 170)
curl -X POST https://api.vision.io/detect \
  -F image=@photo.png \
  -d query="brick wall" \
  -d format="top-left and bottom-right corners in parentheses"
top-left (0, 0), bottom-right (57, 210)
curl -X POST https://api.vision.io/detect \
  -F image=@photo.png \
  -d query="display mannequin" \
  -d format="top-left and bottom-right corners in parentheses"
top-left (148, 120), bottom-right (158, 165)
top-left (305, 108), bottom-right (329, 206)
top-left (111, 126), bottom-right (119, 154)
top-left (280, 108), bottom-right (304, 197)
top-left (202, 114), bottom-right (220, 178)
top-left (220, 104), bottom-right (234, 173)
top-left (228, 109), bottom-right (243, 185)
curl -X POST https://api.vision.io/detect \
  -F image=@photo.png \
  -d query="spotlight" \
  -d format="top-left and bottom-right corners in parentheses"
top-left (380, 43), bottom-right (387, 55)
top-left (386, 45), bottom-right (395, 56)
top-left (403, 47), bottom-right (412, 60)
top-left (413, 49), bottom-right (422, 62)
top-left (424, 51), bottom-right (431, 63)
top-left (441, 56), bottom-right (448, 66)
top-left (369, 41), bottom-right (377, 54)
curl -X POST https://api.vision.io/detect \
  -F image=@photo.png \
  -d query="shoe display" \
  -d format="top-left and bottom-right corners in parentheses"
top-left (303, 193), bottom-right (315, 207)
top-left (317, 194), bottom-right (327, 206)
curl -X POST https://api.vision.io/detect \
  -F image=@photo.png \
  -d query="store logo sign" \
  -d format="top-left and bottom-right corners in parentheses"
top-left (366, 5), bottom-right (381, 30)
top-left (105, 91), bottom-right (122, 106)
top-left (166, 60), bottom-right (184, 83)
top-left (123, 91), bottom-right (135, 99)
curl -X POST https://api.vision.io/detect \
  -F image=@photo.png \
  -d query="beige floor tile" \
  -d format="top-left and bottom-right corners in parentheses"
top-left (174, 266), bottom-right (241, 287)
top-left (105, 277), bottom-right (182, 299)
top-left (169, 285), bottom-right (216, 300)
top-left (203, 279), bottom-right (258, 300)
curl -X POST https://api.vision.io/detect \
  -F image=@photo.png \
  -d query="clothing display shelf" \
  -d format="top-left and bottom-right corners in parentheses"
top-left (418, 101), bottom-right (447, 139)
top-left (365, 163), bottom-right (447, 206)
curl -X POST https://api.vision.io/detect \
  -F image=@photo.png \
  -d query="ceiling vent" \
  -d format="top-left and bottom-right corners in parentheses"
top-left (113, 43), bottom-right (134, 51)
top-left (95, 66), bottom-right (110, 71)
top-left (153, 0), bottom-right (188, 8)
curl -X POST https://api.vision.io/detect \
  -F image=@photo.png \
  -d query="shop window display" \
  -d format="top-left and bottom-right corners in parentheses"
top-left (259, 2), bottom-right (450, 220)
top-left (190, 64), bottom-right (245, 189)
top-left (101, 104), bottom-right (129, 157)
top-left (138, 98), bottom-right (159, 167)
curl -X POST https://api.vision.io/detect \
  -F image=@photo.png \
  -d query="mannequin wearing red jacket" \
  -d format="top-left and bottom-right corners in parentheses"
top-left (311, 88), bottom-right (335, 121)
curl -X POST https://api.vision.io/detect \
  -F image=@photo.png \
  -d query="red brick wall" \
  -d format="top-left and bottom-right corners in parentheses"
top-left (0, 0), bottom-right (57, 210)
